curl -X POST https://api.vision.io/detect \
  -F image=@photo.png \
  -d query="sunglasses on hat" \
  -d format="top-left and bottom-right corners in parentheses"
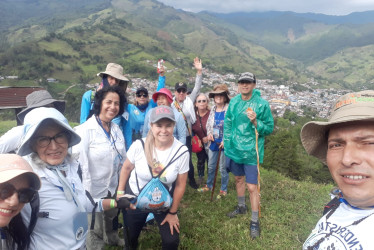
top-left (136, 93), bottom-right (148, 98)
top-left (0, 183), bottom-right (37, 203)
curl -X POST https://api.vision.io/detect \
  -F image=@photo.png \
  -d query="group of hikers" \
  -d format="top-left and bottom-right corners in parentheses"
top-left (0, 57), bottom-right (373, 250)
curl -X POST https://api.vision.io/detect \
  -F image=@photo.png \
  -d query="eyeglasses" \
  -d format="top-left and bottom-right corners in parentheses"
top-left (34, 132), bottom-right (69, 148)
top-left (136, 94), bottom-right (148, 98)
top-left (0, 183), bottom-right (37, 203)
top-left (177, 89), bottom-right (187, 93)
top-left (197, 100), bottom-right (207, 103)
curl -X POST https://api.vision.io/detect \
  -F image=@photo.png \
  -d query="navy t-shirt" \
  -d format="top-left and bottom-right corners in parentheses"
top-left (209, 111), bottom-right (225, 151)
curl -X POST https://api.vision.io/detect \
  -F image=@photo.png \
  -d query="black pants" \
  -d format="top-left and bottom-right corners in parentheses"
top-left (196, 149), bottom-right (208, 177)
top-left (123, 210), bottom-right (179, 250)
top-left (186, 136), bottom-right (196, 182)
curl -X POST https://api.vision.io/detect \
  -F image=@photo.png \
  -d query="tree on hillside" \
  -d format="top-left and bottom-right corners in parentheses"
top-left (263, 129), bottom-right (302, 180)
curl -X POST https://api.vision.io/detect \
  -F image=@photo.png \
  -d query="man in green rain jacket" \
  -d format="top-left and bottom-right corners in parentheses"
top-left (223, 72), bottom-right (274, 239)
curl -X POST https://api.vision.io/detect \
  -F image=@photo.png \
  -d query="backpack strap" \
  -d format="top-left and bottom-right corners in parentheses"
top-left (28, 192), bottom-right (40, 236)
top-left (323, 196), bottom-right (340, 216)
top-left (134, 139), bottom-right (153, 192)
top-left (173, 100), bottom-right (192, 136)
top-left (158, 146), bottom-right (188, 177)
top-left (78, 163), bottom-right (98, 230)
top-left (134, 139), bottom-right (188, 192)
top-left (85, 190), bottom-right (98, 230)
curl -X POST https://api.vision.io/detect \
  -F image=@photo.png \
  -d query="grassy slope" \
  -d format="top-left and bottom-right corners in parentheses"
top-left (132, 168), bottom-right (332, 250)
top-left (0, 120), bottom-right (333, 249)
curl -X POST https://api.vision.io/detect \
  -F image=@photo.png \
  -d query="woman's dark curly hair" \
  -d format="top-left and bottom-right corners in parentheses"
top-left (93, 85), bottom-right (127, 117)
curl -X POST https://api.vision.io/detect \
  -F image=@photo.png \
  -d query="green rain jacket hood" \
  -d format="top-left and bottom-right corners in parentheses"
top-left (223, 89), bottom-right (274, 165)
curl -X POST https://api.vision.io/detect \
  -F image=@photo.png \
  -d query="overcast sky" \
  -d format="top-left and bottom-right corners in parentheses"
top-left (157, 0), bottom-right (374, 15)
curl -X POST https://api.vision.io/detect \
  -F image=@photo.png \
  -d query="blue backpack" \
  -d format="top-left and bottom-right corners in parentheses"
top-left (133, 139), bottom-right (188, 212)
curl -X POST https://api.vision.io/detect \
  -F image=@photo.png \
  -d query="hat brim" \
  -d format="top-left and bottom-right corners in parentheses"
top-left (151, 116), bottom-right (176, 123)
top-left (97, 72), bottom-right (129, 82)
top-left (0, 170), bottom-right (41, 190)
top-left (208, 91), bottom-right (230, 99)
top-left (238, 78), bottom-right (256, 83)
top-left (301, 116), bottom-right (374, 164)
top-left (18, 118), bottom-right (81, 156)
top-left (152, 92), bottom-right (173, 104)
top-left (18, 100), bottom-right (66, 123)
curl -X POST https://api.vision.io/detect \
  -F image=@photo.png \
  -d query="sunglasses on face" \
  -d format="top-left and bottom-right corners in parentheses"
top-left (34, 132), bottom-right (69, 148)
top-left (177, 89), bottom-right (187, 94)
top-left (136, 94), bottom-right (148, 98)
top-left (0, 183), bottom-right (37, 203)
top-left (197, 100), bottom-right (207, 103)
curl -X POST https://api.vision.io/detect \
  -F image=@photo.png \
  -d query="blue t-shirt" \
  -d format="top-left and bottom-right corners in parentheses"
top-left (209, 111), bottom-right (225, 151)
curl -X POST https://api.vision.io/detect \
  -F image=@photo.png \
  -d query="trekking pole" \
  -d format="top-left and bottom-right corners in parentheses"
top-left (211, 147), bottom-right (222, 202)
top-left (254, 127), bottom-right (261, 217)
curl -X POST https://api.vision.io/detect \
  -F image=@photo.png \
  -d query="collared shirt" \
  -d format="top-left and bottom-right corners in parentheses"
top-left (73, 116), bottom-right (126, 199)
top-left (21, 155), bottom-right (95, 250)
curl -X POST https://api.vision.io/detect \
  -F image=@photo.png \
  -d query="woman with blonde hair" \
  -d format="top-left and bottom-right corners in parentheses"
top-left (117, 106), bottom-right (189, 249)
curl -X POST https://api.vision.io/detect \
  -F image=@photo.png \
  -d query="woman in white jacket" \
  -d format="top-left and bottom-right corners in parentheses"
top-left (73, 85), bottom-right (126, 249)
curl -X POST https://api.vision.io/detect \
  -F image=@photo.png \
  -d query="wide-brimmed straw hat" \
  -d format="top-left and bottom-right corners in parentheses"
top-left (17, 90), bottom-right (65, 123)
top-left (0, 154), bottom-right (41, 190)
top-left (97, 63), bottom-right (129, 82)
top-left (18, 107), bottom-right (81, 156)
top-left (301, 90), bottom-right (374, 163)
top-left (208, 84), bottom-right (230, 100)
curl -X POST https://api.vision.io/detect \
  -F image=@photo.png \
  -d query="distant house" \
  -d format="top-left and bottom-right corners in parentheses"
top-left (0, 86), bottom-right (44, 125)
top-left (47, 78), bottom-right (58, 83)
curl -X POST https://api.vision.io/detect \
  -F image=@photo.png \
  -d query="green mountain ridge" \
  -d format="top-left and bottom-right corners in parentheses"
top-left (1, 0), bottom-right (374, 109)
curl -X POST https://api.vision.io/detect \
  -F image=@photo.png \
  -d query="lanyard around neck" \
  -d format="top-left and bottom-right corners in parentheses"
top-left (95, 115), bottom-right (112, 141)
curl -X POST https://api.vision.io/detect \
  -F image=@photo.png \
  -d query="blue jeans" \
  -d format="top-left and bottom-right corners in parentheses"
top-left (206, 149), bottom-right (229, 192)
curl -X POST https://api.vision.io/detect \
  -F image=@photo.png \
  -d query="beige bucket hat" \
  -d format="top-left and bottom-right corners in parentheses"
top-left (300, 90), bottom-right (374, 163)
top-left (97, 63), bottom-right (129, 82)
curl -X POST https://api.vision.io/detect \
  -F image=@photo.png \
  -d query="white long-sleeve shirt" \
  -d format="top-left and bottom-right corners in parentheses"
top-left (0, 125), bottom-right (24, 153)
top-left (72, 116), bottom-right (126, 199)
top-left (21, 154), bottom-right (98, 250)
top-left (172, 74), bottom-right (202, 136)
